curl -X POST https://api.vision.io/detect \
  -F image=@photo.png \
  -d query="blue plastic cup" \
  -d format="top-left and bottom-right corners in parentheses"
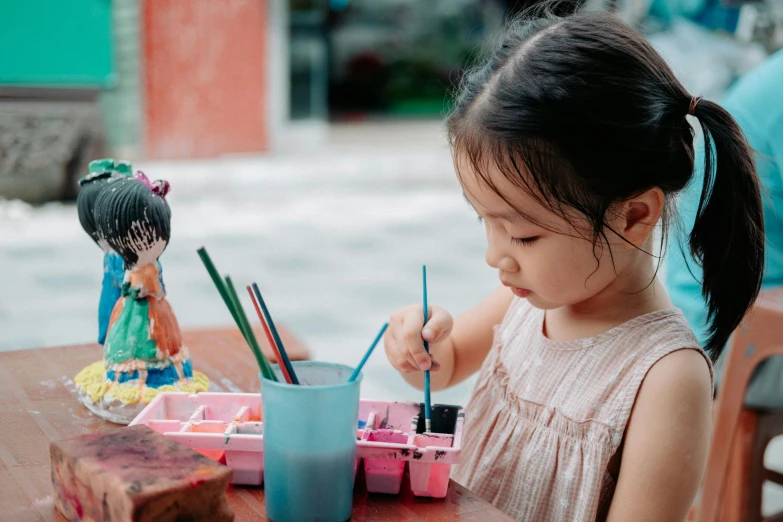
top-left (261, 362), bottom-right (361, 522)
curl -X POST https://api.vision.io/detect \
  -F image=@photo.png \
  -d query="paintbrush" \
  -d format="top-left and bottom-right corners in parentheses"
top-left (196, 247), bottom-right (277, 382)
top-left (251, 283), bottom-right (299, 385)
top-left (349, 323), bottom-right (388, 382)
top-left (422, 264), bottom-right (432, 433)
top-left (224, 276), bottom-right (278, 382)
top-left (247, 286), bottom-right (293, 384)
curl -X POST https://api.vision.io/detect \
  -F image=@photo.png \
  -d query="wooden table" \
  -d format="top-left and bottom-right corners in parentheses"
top-left (0, 327), bottom-right (513, 522)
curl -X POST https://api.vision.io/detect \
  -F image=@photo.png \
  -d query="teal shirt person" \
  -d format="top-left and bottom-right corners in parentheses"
top-left (666, 50), bottom-right (783, 408)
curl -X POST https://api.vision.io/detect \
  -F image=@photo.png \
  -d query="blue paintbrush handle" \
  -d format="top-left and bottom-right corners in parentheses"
top-left (422, 265), bottom-right (432, 430)
top-left (349, 323), bottom-right (388, 382)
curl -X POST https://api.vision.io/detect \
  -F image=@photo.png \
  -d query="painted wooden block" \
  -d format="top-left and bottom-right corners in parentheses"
top-left (50, 424), bottom-right (233, 522)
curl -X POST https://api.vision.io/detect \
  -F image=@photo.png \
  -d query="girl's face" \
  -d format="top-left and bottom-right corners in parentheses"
top-left (457, 155), bottom-right (637, 311)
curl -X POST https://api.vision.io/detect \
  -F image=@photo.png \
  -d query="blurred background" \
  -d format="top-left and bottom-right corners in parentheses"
top-left (0, 0), bottom-right (781, 409)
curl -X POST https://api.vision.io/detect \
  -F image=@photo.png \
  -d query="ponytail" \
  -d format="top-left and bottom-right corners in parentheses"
top-left (689, 99), bottom-right (764, 359)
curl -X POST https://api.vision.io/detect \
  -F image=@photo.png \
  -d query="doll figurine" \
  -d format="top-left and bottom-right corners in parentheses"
top-left (77, 159), bottom-right (132, 344)
top-left (74, 171), bottom-right (208, 424)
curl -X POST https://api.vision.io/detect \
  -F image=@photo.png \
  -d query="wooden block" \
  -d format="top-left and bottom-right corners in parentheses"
top-left (50, 424), bottom-right (234, 522)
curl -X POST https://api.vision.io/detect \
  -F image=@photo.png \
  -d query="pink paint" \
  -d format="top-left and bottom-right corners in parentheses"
top-left (54, 466), bottom-right (84, 518)
top-left (363, 430), bottom-right (408, 494)
top-left (409, 433), bottom-right (455, 498)
top-left (59, 484), bottom-right (84, 518)
top-left (133, 170), bottom-right (170, 198)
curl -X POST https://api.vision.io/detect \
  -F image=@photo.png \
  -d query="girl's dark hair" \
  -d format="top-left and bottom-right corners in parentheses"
top-left (447, 8), bottom-right (764, 359)
top-left (93, 177), bottom-right (172, 267)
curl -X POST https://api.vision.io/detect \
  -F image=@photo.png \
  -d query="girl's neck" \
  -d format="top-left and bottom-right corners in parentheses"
top-left (544, 254), bottom-right (673, 342)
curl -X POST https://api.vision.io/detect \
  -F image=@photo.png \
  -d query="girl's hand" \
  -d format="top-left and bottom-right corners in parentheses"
top-left (384, 304), bottom-right (454, 373)
top-left (385, 287), bottom-right (512, 392)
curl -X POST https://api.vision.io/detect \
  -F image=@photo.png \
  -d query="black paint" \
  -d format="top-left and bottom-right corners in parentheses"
top-left (378, 406), bottom-right (390, 430)
top-left (415, 403), bottom-right (460, 434)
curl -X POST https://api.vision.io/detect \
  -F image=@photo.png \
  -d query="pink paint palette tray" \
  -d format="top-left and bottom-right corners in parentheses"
top-left (130, 392), bottom-right (463, 498)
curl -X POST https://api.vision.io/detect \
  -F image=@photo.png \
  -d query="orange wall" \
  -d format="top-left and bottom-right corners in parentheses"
top-left (142, 0), bottom-right (268, 159)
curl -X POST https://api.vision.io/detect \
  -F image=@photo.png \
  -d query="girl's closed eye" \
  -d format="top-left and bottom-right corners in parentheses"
top-left (477, 215), bottom-right (538, 246)
top-left (511, 236), bottom-right (539, 246)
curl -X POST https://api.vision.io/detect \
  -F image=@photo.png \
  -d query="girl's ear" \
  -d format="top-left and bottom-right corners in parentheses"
top-left (621, 187), bottom-right (665, 248)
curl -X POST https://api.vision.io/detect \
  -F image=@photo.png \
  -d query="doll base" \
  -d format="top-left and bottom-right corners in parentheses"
top-left (75, 360), bottom-right (210, 425)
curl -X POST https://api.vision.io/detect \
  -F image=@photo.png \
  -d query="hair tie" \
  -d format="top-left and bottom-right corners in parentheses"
top-left (688, 96), bottom-right (703, 116)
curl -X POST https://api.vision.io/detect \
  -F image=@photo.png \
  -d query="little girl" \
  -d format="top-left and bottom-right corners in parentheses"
top-left (384, 9), bottom-right (764, 522)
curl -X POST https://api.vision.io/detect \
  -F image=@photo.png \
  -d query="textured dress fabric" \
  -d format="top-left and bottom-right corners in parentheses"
top-left (451, 297), bottom-right (712, 521)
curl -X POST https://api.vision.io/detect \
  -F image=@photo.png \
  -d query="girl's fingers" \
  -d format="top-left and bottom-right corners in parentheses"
top-left (402, 307), bottom-right (433, 370)
top-left (422, 306), bottom-right (454, 344)
top-left (384, 325), bottom-right (420, 373)
top-left (386, 304), bottom-right (450, 374)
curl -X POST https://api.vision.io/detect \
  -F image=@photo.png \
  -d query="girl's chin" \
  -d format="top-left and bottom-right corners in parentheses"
top-left (524, 294), bottom-right (561, 311)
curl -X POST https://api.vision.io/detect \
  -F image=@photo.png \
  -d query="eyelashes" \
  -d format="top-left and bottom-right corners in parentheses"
top-left (478, 216), bottom-right (538, 246)
top-left (511, 236), bottom-right (539, 247)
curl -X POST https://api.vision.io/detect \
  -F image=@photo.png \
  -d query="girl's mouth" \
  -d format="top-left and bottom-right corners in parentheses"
top-left (507, 286), bottom-right (531, 298)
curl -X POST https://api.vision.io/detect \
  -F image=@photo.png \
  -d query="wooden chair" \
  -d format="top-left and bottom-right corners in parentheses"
top-left (694, 290), bottom-right (783, 522)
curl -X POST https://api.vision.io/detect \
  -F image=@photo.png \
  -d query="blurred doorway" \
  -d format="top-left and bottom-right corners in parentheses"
top-left (289, 0), bottom-right (507, 121)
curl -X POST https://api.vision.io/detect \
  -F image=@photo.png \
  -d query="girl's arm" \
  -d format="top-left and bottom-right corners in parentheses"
top-left (606, 349), bottom-right (712, 522)
top-left (385, 286), bottom-right (514, 391)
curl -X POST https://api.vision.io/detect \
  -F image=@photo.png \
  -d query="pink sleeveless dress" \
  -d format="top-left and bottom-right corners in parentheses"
top-left (451, 297), bottom-right (712, 521)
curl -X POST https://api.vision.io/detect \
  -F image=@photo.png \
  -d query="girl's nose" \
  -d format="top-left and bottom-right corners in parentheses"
top-left (485, 230), bottom-right (520, 273)
top-left (497, 255), bottom-right (520, 273)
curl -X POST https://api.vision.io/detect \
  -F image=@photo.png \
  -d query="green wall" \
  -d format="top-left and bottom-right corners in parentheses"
top-left (0, 1), bottom-right (114, 87)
